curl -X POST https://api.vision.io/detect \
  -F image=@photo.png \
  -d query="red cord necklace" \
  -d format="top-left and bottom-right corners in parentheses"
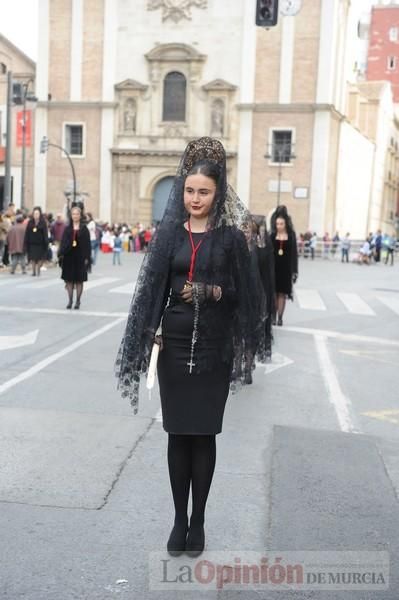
top-left (278, 239), bottom-right (284, 256)
top-left (187, 219), bottom-right (205, 283)
top-left (72, 228), bottom-right (78, 247)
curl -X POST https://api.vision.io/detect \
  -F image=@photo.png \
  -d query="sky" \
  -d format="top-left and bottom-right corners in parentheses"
top-left (0, 0), bottom-right (39, 61)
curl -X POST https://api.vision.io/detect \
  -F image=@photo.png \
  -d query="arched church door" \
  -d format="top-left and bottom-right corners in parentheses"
top-left (152, 176), bottom-right (174, 224)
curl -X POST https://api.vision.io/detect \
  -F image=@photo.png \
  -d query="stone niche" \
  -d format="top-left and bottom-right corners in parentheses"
top-left (202, 79), bottom-right (237, 140)
top-left (114, 79), bottom-right (149, 138)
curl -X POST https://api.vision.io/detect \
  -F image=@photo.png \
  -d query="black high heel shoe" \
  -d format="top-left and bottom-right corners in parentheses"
top-left (277, 316), bottom-right (283, 326)
top-left (66, 301), bottom-right (73, 309)
top-left (185, 522), bottom-right (205, 557)
top-left (74, 301), bottom-right (80, 310)
top-left (167, 520), bottom-right (188, 557)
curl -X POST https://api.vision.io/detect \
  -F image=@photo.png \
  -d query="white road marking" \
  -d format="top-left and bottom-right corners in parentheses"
top-left (256, 352), bottom-right (294, 374)
top-left (19, 279), bottom-right (60, 290)
top-left (0, 330), bottom-right (39, 351)
top-left (0, 306), bottom-right (128, 318)
top-left (0, 318), bottom-right (125, 396)
top-left (336, 292), bottom-right (375, 316)
top-left (83, 277), bottom-right (120, 291)
top-left (283, 325), bottom-right (399, 348)
top-left (109, 281), bottom-right (136, 295)
top-left (314, 334), bottom-right (359, 434)
top-left (295, 288), bottom-right (326, 311)
top-left (377, 295), bottom-right (399, 316)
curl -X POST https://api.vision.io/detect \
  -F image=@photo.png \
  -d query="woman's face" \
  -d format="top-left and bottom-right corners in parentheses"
top-left (276, 217), bottom-right (286, 233)
top-left (184, 173), bottom-right (216, 219)
top-left (71, 208), bottom-right (81, 223)
top-left (33, 209), bottom-right (41, 221)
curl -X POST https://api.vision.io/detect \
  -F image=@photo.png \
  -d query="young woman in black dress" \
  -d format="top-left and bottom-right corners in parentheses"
top-left (24, 207), bottom-right (49, 276)
top-left (115, 138), bottom-right (267, 557)
top-left (270, 205), bottom-right (298, 326)
top-left (59, 206), bottom-right (91, 309)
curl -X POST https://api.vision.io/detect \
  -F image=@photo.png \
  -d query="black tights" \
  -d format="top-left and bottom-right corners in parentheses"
top-left (65, 282), bottom-right (83, 304)
top-left (167, 433), bottom-right (216, 528)
top-left (275, 293), bottom-right (286, 319)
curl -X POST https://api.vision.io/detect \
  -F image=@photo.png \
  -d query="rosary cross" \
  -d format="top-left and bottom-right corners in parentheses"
top-left (187, 360), bottom-right (196, 374)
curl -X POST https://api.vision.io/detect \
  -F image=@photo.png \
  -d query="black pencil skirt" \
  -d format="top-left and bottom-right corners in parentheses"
top-left (157, 336), bottom-right (231, 435)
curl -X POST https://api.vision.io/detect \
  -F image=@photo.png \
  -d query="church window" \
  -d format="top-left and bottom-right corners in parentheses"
top-left (271, 129), bottom-right (294, 163)
top-left (64, 123), bottom-right (85, 156)
top-left (163, 72), bottom-right (186, 121)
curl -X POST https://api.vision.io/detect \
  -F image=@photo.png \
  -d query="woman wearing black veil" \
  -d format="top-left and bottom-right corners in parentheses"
top-left (252, 214), bottom-right (275, 361)
top-left (270, 205), bottom-right (298, 325)
top-left (115, 137), bottom-right (267, 557)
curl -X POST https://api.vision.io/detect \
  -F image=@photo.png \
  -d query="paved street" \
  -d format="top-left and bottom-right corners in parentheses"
top-left (1, 253), bottom-right (399, 599)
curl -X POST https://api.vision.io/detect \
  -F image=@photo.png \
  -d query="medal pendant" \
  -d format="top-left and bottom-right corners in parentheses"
top-left (278, 249), bottom-right (284, 256)
top-left (72, 240), bottom-right (77, 247)
top-left (183, 280), bottom-right (192, 290)
top-left (33, 227), bottom-right (37, 232)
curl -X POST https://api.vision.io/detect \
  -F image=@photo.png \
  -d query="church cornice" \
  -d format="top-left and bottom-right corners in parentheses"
top-left (37, 101), bottom-right (118, 109)
top-left (115, 79), bottom-right (149, 91)
top-left (202, 79), bottom-right (237, 92)
top-left (112, 147), bottom-right (237, 159)
top-left (145, 43), bottom-right (206, 63)
top-left (237, 102), bottom-right (345, 119)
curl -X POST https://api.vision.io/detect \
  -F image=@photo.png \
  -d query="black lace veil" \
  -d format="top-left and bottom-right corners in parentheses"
top-left (115, 137), bottom-right (268, 413)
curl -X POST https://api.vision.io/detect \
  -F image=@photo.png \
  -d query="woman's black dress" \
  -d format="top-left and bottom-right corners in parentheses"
top-left (24, 221), bottom-right (48, 262)
top-left (157, 227), bottom-right (235, 436)
top-left (60, 225), bottom-right (91, 282)
top-left (272, 233), bottom-right (298, 300)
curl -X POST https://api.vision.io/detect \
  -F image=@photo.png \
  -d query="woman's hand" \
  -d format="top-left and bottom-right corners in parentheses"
top-left (180, 282), bottom-right (222, 304)
top-left (154, 334), bottom-right (164, 351)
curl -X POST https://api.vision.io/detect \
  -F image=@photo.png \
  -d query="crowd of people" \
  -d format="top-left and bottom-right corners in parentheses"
top-left (297, 230), bottom-right (397, 265)
top-left (0, 203), bottom-right (158, 274)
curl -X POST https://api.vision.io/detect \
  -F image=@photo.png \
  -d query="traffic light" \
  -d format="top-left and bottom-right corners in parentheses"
top-left (40, 136), bottom-right (49, 153)
top-left (256, 0), bottom-right (278, 27)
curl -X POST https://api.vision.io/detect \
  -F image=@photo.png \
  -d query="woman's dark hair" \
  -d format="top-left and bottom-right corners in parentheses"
top-left (270, 204), bottom-right (295, 236)
top-left (32, 206), bottom-right (43, 217)
top-left (186, 159), bottom-right (221, 185)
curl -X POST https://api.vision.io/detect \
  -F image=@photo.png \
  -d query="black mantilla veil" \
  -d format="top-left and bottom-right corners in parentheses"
top-left (252, 214), bottom-right (275, 356)
top-left (115, 137), bottom-right (268, 413)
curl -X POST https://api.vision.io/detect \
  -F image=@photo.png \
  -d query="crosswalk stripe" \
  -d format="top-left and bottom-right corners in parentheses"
top-left (336, 292), bottom-right (375, 316)
top-left (376, 295), bottom-right (399, 316)
top-left (84, 277), bottom-right (120, 291)
top-left (19, 279), bottom-right (60, 290)
top-left (295, 288), bottom-right (326, 311)
top-left (109, 281), bottom-right (136, 295)
top-left (0, 278), bottom-right (16, 287)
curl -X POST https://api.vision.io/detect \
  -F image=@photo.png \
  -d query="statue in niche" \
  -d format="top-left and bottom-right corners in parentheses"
top-left (123, 98), bottom-right (137, 133)
top-left (211, 99), bottom-right (224, 137)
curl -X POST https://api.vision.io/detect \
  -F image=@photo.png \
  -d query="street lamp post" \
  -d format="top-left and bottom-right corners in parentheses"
top-left (265, 140), bottom-right (296, 207)
top-left (40, 136), bottom-right (77, 216)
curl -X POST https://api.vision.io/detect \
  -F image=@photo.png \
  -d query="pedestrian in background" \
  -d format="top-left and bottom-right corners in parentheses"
top-left (384, 235), bottom-right (396, 266)
top-left (7, 214), bottom-right (27, 274)
top-left (374, 229), bottom-right (382, 263)
top-left (0, 213), bottom-right (11, 268)
top-left (322, 232), bottom-right (331, 259)
top-left (331, 231), bottom-right (340, 258)
top-left (24, 207), bottom-right (49, 276)
top-left (310, 232), bottom-right (317, 260)
top-left (341, 233), bottom-right (351, 263)
top-left (270, 205), bottom-right (298, 326)
top-left (87, 213), bottom-right (100, 266)
top-left (111, 229), bottom-right (123, 265)
top-left (59, 206), bottom-right (91, 309)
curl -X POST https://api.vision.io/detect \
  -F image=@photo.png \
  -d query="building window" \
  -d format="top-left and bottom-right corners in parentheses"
top-left (387, 56), bottom-right (397, 71)
top-left (271, 130), bottom-right (293, 163)
top-left (389, 27), bottom-right (399, 42)
top-left (64, 124), bottom-right (84, 156)
top-left (163, 72), bottom-right (186, 121)
top-left (0, 63), bottom-right (6, 75)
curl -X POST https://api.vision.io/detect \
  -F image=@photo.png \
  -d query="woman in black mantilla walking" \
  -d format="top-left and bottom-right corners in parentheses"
top-left (270, 205), bottom-right (298, 326)
top-left (115, 137), bottom-right (267, 557)
top-left (24, 206), bottom-right (49, 276)
top-left (59, 205), bottom-right (91, 309)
